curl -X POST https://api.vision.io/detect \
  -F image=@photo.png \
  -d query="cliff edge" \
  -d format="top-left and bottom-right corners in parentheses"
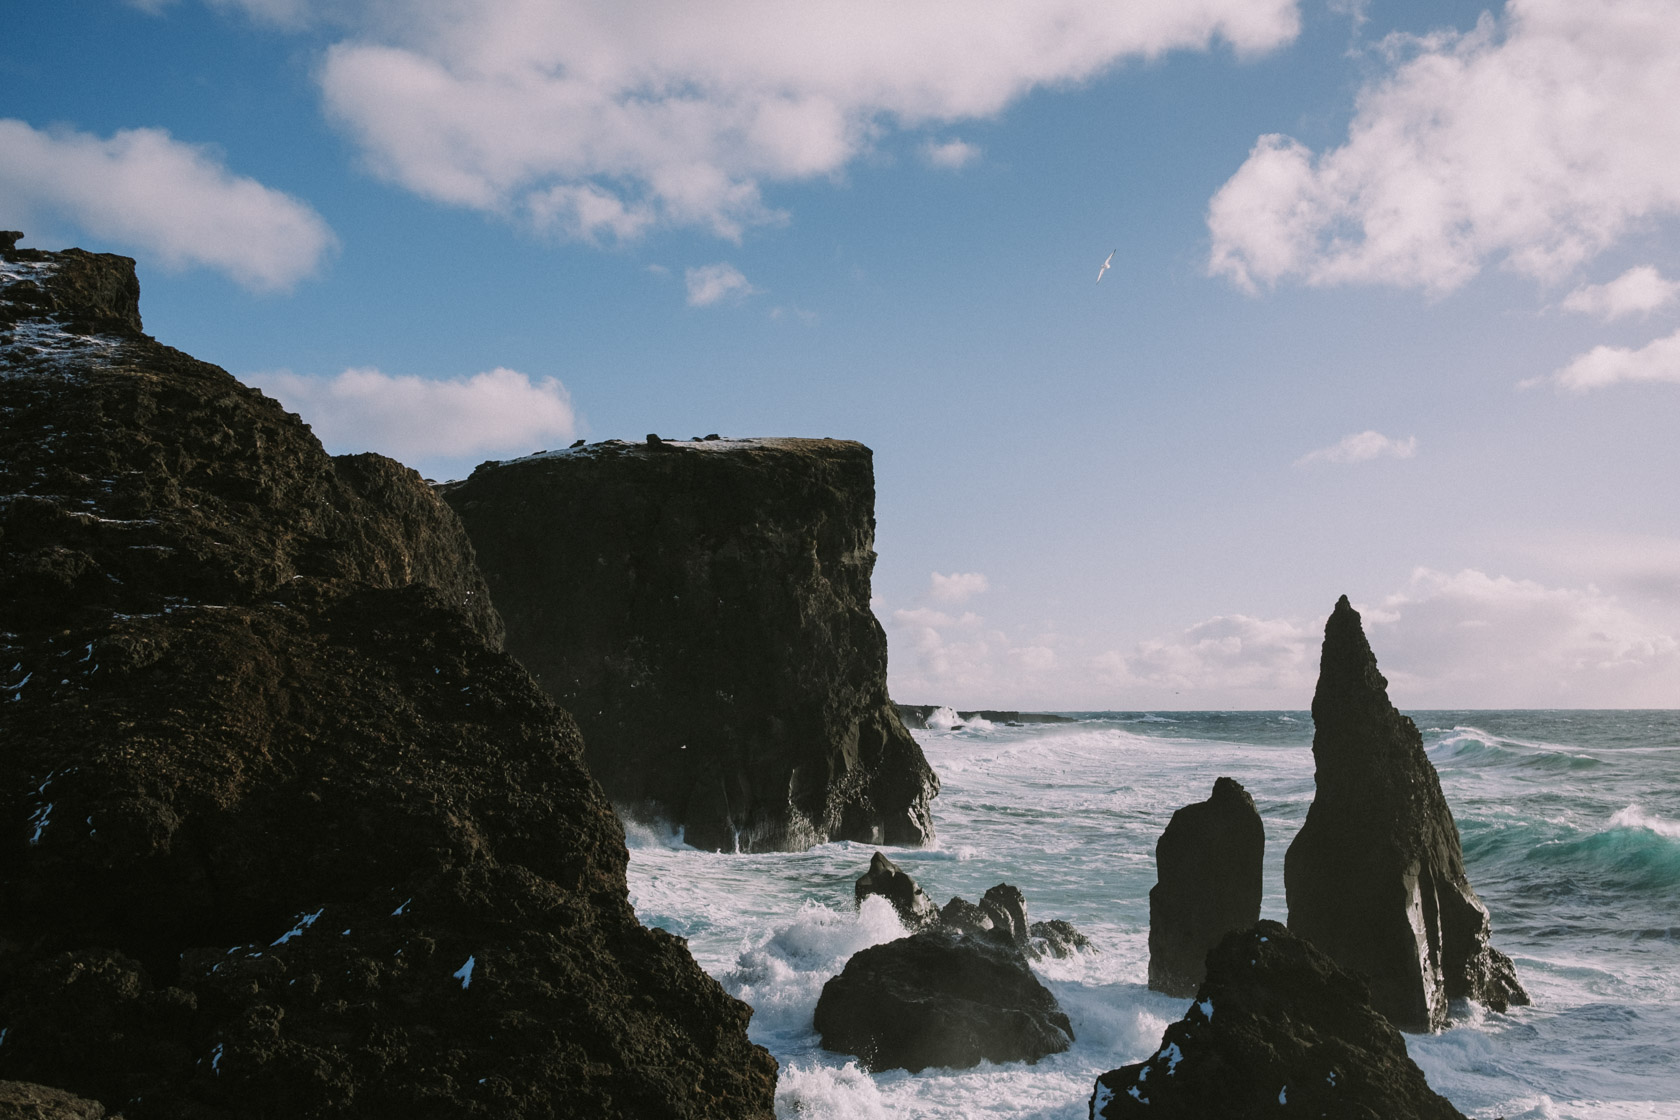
top-left (441, 438), bottom-right (938, 852)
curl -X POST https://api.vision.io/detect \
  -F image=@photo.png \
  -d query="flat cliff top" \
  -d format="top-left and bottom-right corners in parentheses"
top-left (468, 435), bottom-right (869, 475)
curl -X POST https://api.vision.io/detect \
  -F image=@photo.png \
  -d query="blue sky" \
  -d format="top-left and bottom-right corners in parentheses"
top-left (5, 0), bottom-right (1677, 708)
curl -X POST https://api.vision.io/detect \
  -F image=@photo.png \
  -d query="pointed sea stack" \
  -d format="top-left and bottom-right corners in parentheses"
top-left (1285, 596), bottom-right (1526, 1032)
top-left (1148, 777), bottom-right (1264, 997)
top-left (440, 438), bottom-right (938, 852)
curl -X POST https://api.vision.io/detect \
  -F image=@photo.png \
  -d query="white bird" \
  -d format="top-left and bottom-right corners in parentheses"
top-left (1096, 249), bottom-right (1116, 283)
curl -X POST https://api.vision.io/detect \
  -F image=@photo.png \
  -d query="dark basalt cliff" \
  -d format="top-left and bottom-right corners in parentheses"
top-left (1148, 777), bottom-right (1264, 998)
top-left (1285, 596), bottom-right (1526, 1032)
top-left (0, 239), bottom-right (776, 1118)
top-left (440, 440), bottom-right (938, 852)
top-left (1091, 922), bottom-right (1467, 1119)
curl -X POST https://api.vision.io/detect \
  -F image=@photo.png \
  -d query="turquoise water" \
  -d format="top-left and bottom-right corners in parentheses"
top-left (625, 711), bottom-right (1680, 1119)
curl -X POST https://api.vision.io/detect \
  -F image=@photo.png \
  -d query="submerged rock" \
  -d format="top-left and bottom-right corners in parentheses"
top-left (1090, 921), bottom-right (1466, 1120)
top-left (1286, 596), bottom-right (1527, 1032)
top-left (1148, 777), bottom-right (1264, 997)
top-left (813, 928), bottom-right (1073, 1072)
top-left (0, 240), bottom-right (776, 1119)
top-left (855, 851), bottom-right (939, 929)
top-left (440, 438), bottom-right (938, 852)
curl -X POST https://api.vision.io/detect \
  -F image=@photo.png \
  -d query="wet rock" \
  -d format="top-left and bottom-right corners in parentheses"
top-left (1148, 777), bottom-right (1264, 997)
top-left (0, 1080), bottom-right (111, 1119)
top-left (813, 928), bottom-right (1073, 1073)
top-left (1029, 919), bottom-right (1093, 960)
top-left (1090, 921), bottom-right (1466, 1120)
top-left (0, 241), bottom-right (776, 1119)
top-left (938, 896), bottom-right (996, 937)
top-left (1286, 596), bottom-right (1527, 1032)
top-left (440, 438), bottom-right (938, 852)
top-left (980, 884), bottom-right (1030, 947)
top-left (855, 851), bottom-right (939, 929)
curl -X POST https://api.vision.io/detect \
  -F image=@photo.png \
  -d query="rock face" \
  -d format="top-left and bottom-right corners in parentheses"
top-left (813, 928), bottom-right (1073, 1073)
top-left (0, 1080), bottom-right (111, 1119)
top-left (1090, 921), bottom-right (1467, 1119)
top-left (1148, 777), bottom-right (1264, 997)
top-left (1286, 596), bottom-right (1527, 1032)
top-left (855, 851), bottom-right (939, 929)
top-left (440, 439), bottom-right (938, 852)
top-left (0, 241), bottom-right (776, 1119)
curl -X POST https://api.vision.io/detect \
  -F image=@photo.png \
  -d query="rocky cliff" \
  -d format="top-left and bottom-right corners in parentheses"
top-left (440, 439), bottom-right (938, 852)
top-left (1285, 596), bottom-right (1527, 1032)
top-left (0, 237), bottom-right (777, 1118)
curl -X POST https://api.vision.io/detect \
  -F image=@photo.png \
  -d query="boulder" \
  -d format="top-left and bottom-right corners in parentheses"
top-left (1285, 596), bottom-right (1527, 1032)
top-left (0, 1081), bottom-right (110, 1119)
top-left (1028, 919), bottom-right (1093, 959)
top-left (938, 896), bottom-right (996, 937)
top-left (1148, 777), bottom-right (1264, 997)
top-left (980, 884), bottom-right (1030, 947)
top-left (813, 928), bottom-right (1073, 1072)
top-left (0, 240), bottom-right (776, 1119)
top-left (1090, 921), bottom-right (1467, 1120)
top-left (855, 851), bottom-right (939, 929)
top-left (440, 439), bottom-right (938, 852)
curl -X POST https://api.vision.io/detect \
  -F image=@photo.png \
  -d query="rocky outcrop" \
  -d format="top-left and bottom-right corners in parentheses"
top-left (1148, 777), bottom-right (1264, 997)
top-left (1029, 920), bottom-right (1092, 959)
top-left (813, 928), bottom-right (1073, 1072)
top-left (440, 439), bottom-right (938, 852)
top-left (0, 1080), bottom-right (111, 1119)
top-left (1090, 921), bottom-right (1467, 1119)
top-left (855, 851), bottom-right (939, 929)
top-left (0, 240), bottom-right (776, 1119)
top-left (1286, 596), bottom-right (1527, 1032)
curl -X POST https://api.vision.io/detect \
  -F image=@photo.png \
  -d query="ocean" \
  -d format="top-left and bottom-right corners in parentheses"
top-left (625, 711), bottom-right (1680, 1119)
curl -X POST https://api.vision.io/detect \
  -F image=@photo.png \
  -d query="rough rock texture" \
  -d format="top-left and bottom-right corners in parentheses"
top-left (855, 851), bottom-right (938, 929)
top-left (440, 440), bottom-right (938, 852)
top-left (1090, 922), bottom-right (1467, 1119)
top-left (1148, 777), bottom-right (1264, 997)
top-left (1028, 920), bottom-right (1092, 960)
top-left (0, 241), bottom-right (776, 1119)
top-left (813, 928), bottom-right (1073, 1073)
top-left (1286, 597), bottom-right (1527, 1032)
top-left (0, 1080), bottom-right (111, 1119)
top-left (979, 884), bottom-right (1030, 947)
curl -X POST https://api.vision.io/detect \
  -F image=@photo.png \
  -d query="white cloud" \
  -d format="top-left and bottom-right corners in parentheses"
top-left (1561, 266), bottom-right (1680, 320)
top-left (311, 0), bottom-right (1299, 240)
top-left (929, 571), bottom-right (989, 603)
top-left (1296, 430), bottom-right (1417, 465)
top-left (0, 119), bottom-right (335, 292)
top-left (250, 366), bottom-right (577, 460)
top-left (1091, 614), bottom-right (1316, 699)
top-left (685, 262), bottom-right (756, 307)
top-left (1534, 326), bottom-right (1680, 392)
top-left (923, 138), bottom-right (981, 170)
top-left (1208, 0), bottom-right (1680, 293)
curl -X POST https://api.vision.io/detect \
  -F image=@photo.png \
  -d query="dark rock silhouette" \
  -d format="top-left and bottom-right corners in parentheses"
top-left (1148, 777), bottom-right (1264, 997)
top-left (1286, 596), bottom-right (1527, 1032)
top-left (0, 241), bottom-right (776, 1119)
top-left (939, 896), bottom-right (997, 937)
top-left (1090, 921), bottom-right (1467, 1119)
top-left (980, 884), bottom-right (1031, 947)
top-left (440, 439), bottom-right (938, 852)
top-left (813, 927), bottom-right (1073, 1072)
top-left (855, 851), bottom-right (939, 929)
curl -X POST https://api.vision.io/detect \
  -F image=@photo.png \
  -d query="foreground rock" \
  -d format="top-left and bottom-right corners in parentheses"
top-left (855, 851), bottom-right (939, 929)
top-left (814, 928), bottom-right (1073, 1072)
top-left (1286, 597), bottom-right (1527, 1032)
top-left (0, 1081), bottom-right (110, 1119)
top-left (1148, 777), bottom-right (1264, 997)
top-left (0, 239), bottom-right (776, 1118)
top-left (1091, 922), bottom-right (1466, 1119)
top-left (441, 439), bottom-right (938, 852)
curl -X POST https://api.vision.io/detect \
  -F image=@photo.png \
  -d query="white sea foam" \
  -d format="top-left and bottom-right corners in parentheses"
top-left (925, 706), bottom-right (961, 731)
top-left (1607, 804), bottom-right (1680, 839)
top-left (776, 1061), bottom-right (891, 1119)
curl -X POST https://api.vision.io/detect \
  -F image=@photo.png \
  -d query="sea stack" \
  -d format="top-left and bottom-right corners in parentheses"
top-left (440, 439), bottom-right (939, 852)
top-left (0, 240), bottom-right (776, 1118)
top-left (855, 851), bottom-right (940, 929)
top-left (1148, 777), bottom-right (1264, 997)
top-left (1285, 596), bottom-right (1526, 1032)
top-left (1091, 922), bottom-right (1467, 1119)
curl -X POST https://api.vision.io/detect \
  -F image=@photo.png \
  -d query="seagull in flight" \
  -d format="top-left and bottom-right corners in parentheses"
top-left (1096, 249), bottom-right (1116, 284)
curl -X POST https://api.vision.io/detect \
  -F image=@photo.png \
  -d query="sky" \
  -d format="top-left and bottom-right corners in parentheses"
top-left (4, 0), bottom-right (1677, 709)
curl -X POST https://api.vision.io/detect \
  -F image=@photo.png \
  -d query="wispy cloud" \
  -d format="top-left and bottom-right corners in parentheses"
top-left (1209, 0), bottom-right (1680, 293)
top-left (249, 366), bottom-right (576, 461)
top-left (1560, 266), bottom-right (1680, 321)
top-left (922, 138), bottom-right (981, 170)
top-left (929, 571), bottom-right (989, 604)
top-left (1296, 430), bottom-right (1417, 466)
top-left (0, 118), bottom-right (335, 292)
top-left (685, 262), bottom-right (757, 307)
top-left (1528, 327), bottom-right (1680, 392)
